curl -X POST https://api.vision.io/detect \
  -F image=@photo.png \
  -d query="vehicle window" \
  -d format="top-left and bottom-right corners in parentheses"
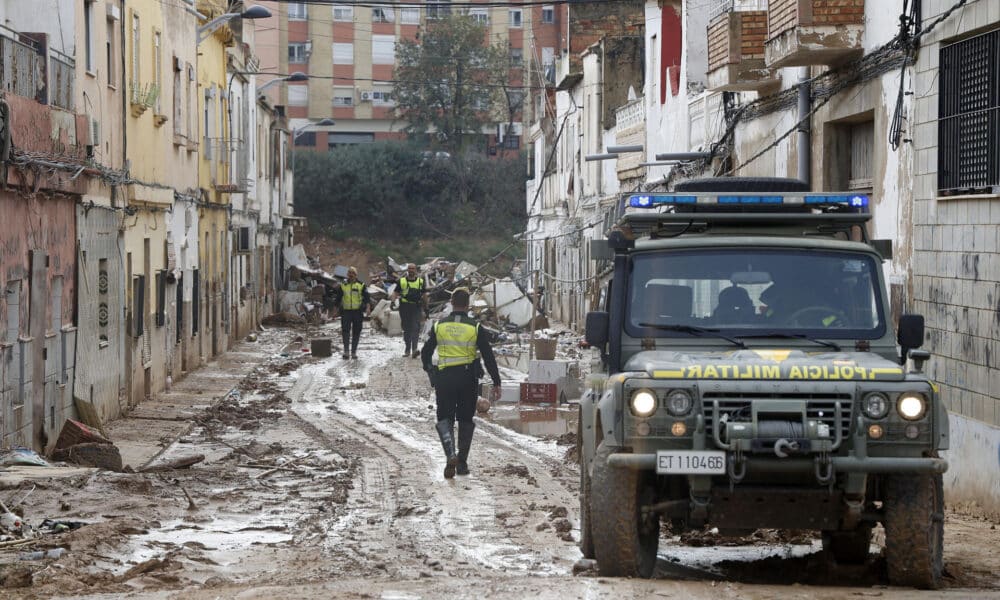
top-left (626, 249), bottom-right (885, 338)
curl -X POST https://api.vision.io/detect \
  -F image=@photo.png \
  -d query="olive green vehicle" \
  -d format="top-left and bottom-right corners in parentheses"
top-left (577, 179), bottom-right (949, 588)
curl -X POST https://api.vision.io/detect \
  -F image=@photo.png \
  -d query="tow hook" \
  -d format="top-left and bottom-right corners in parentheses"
top-left (774, 438), bottom-right (800, 458)
top-left (727, 453), bottom-right (747, 488)
top-left (814, 456), bottom-right (834, 485)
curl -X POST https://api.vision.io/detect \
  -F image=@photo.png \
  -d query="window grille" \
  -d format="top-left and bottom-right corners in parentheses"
top-left (938, 29), bottom-right (1000, 193)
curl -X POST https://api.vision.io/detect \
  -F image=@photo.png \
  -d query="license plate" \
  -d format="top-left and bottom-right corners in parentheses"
top-left (656, 450), bottom-right (726, 475)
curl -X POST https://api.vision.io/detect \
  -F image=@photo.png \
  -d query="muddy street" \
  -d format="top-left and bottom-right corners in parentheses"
top-left (1, 326), bottom-right (999, 599)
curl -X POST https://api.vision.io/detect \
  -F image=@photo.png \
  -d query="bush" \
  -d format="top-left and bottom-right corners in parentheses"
top-left (294, 142), bottom-right (526, 242)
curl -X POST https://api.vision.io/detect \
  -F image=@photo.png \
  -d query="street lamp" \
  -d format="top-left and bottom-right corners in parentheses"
top-left (293, 118), bottom-right (336, 142)
top-left (584, 145), bottom-right (645, 161)
top-left (197, 5), bottom-right (271, 44)
top-left (291, 118), bottom-right (336, 173)
top-left (258, 71), bottom-right (309, 96)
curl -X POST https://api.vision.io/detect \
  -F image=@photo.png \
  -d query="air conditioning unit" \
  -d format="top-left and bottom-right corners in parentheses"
top-left (359, 90), bottom-right (373, 102)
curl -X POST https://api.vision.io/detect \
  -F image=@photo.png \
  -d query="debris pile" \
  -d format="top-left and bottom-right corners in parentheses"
top-left (48, 420), bottom-right (124, 472)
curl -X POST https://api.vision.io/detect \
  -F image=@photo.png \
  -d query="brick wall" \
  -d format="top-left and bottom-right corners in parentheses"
top-left (567, 0), bottom-right (644, 71)
top-left (811, 0), bottom-right (865, 25)
top-left (740, 11), bottom-right (768, 59)
top-left (769, 0), bottom-right (864, 39)
top-left (708, 10), bottom-right (768, 73)
top-left (707, 13), bottom-right (733, 71)
top-left (768, 0), bottom-right (798, 39)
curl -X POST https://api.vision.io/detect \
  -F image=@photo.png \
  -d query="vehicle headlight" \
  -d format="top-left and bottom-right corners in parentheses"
top-left (897, 392), bottom-right (927, 420)
top-left (665, 389), bottom-right (693, 416)
top-left (630, 389), bottom-right (658, 417)
top-left (862, 392), bottom-right (890, 419)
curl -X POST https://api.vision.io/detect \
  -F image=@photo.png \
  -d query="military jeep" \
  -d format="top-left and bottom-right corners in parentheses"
top-left (578, 178), bottom-right (948, 588)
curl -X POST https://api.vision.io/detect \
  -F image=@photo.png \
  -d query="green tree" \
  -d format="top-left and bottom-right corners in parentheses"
top-left (393, 14), bottom-right (509, 154)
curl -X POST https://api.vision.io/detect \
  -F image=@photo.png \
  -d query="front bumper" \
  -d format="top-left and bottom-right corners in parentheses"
top-left (607, 452), bottom-right (948, 474)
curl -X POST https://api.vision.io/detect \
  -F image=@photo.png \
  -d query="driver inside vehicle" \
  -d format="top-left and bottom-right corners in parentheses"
top-left (760, 274), bottom-right (849, 327)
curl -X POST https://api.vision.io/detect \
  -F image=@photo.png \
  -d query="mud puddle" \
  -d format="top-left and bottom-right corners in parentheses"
top-left (488, 404), bottom-right (576, 438)
top-left (126, 516), bottom-right (294, 572)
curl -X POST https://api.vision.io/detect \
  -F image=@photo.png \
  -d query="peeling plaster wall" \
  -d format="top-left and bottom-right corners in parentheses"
top-left (0, 193), bottom-right (77, 449)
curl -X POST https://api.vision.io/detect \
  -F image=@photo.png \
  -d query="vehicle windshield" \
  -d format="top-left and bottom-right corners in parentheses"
top-left (626, 249), bottom-right (885, 339)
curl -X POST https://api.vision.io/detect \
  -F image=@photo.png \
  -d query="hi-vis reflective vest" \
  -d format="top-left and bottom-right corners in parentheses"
top-left (399, 276), bottom-right (424, 303)
top-left (435, 318), bottom-right (478, 368)
top-left (340, 282), bottom-right (364, 310)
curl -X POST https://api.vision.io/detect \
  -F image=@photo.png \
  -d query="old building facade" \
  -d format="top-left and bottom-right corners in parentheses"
top-left (0, 1), bottom-right (291, 450)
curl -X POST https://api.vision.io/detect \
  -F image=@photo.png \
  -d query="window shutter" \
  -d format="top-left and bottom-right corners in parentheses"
top-left (372, 35), bottom-right (395, 65)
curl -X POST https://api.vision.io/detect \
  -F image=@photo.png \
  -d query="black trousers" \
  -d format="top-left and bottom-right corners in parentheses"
top-left (434, 363), bottom-right (478, 423)
top-left (340, 310), bottom-right (363, 354)
top-left (399, 302), bottom-right (422, 351)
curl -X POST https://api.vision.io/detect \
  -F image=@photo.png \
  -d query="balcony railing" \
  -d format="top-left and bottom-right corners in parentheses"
top-left (0, 24), bottom-right (46, 104)
top-left (49, 49), bottom-right (74, 110)
top-left (0, 24), bottom-right (75, 109)
top-left (615, 97), bottom-right (645, 134)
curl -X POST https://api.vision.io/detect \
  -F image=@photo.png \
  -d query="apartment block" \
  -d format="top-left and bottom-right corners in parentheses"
top-left (261, 1), bottom-right (563, 153)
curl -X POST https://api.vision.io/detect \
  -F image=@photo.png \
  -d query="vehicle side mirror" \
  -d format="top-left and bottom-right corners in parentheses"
top-left (897, 314), bottom-right (925, 365)
top-left (585, 311), bottom-right (609, 348)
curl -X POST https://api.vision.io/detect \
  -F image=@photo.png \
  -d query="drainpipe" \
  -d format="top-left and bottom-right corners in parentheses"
top-left (797, 67), bottom-right (811, 187)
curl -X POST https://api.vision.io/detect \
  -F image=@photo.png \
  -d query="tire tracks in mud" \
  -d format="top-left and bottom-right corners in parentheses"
top-left (285, 338), bottom-right (581, 579)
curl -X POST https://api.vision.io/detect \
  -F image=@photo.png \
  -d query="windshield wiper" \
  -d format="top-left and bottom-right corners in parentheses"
top-left (638, 323), bottom-right (747, 348)
top-left (736, 331), bottom-right (841, 352)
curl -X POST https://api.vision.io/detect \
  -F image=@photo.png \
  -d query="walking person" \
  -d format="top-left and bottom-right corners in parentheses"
top-left (332, 266), bottom-right (370, 359)
top-left (421, 288), bottom-right (502, 479)
top-left (393, 263), bottom-right (428, 358)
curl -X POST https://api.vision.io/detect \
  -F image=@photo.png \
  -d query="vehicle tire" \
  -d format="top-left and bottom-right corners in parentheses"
top-left (822, 526), bottom-right (872, 564)
top-left (674, 176), bottom-right (810, 193)
top-left (590, 441), bottom-right (658, 577)
top-left (883, 474), bottom-right (944, 589)
top-left (578, 416), bottom-right (595, 559)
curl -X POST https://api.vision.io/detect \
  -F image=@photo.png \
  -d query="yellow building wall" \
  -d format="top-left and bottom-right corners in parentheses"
top-left (196, 0), bottom-right (234, 357)
top-left (121, 0), bottom-right (202, 405)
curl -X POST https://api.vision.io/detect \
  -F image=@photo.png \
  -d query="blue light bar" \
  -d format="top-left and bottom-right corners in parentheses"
top-left (717, 195), bottom-right (784, 204)
top-left (805, 194), bottom-right (869, 207)
top-left (627, 194), bottom-right (697, 207)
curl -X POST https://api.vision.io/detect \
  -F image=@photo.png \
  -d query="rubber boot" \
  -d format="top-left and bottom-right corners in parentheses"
top-left (435, 419), bottom-right (458, 479)
top-left (456, 420), bottom-right (475, 476)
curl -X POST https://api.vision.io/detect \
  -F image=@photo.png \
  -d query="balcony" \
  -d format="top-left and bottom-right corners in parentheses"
top-left (614, 97), bottom-right (645, 181)
top-left (0, 24), bottom-right (75, 110)
top-left (765, 0), bottom-right (864, 68)
top-left (706, 1), bottom-right (779, 92)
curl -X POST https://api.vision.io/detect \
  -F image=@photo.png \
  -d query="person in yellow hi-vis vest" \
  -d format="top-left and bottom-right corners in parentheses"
top-left (392, 263), bottom-right (428, 358)
top-left (420, 288), bottom-right (501, 479)
top-left (332, 266), bottom-right (371, 359)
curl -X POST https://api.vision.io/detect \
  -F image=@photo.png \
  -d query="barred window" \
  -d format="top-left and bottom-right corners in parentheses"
top-left (938, 29), bottom-right (1000, 194)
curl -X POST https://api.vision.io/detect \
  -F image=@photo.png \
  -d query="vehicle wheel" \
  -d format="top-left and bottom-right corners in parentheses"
top-left (822, 526), bottom-right (872, 564)
top-left (590, 441), bottom-right (658, 577)
top-left (883, 474), bottom-right (944, 589)
top-left (578, 418), bottom-right (595, 559)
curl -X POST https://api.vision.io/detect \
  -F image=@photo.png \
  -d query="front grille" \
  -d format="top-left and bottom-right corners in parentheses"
top-left (701, 392), bottom-right (854, 444)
